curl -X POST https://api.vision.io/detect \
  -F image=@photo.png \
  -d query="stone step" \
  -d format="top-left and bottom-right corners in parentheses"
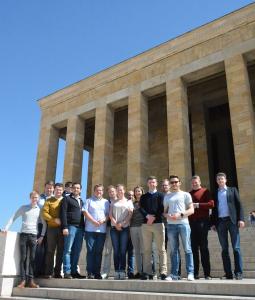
top-left (29, 278), bottom-right (255, 297)
top-left (9, 289), bottom-right (255, 300)
top-left (0, 297), bottom-right (60, 300)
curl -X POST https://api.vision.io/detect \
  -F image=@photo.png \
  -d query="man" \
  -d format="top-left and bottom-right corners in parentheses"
top-left (211, 172), bottom-right (245, 280)
top-left (83, 184), bottom-right (109, 279)
top-left (34, 180), bottom-right (54, 277)
top-left (164, 175), bottom-right (194, 281)
top-left (140, 176), bottom-right (167, 280)
top-left (60, 182), bottom-right (85, 279)
top-left (189, 175), bottom-right (214, 279)
top-left (63, 181), bottom-right (72, 197)
top-left (2, 191), bottom-right (46, 288)
top-left (126, 190), bottom-right (135, 279)
top-left (101, 185), bottom-right (117, 279)
top-left (161, 179), bottom-right (170, 250)
top-left (42, 183), bottom-right (64, 278)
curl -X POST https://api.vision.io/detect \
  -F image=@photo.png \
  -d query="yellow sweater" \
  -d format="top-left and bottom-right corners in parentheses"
top-left (42, 196), bottom-right (63, 228)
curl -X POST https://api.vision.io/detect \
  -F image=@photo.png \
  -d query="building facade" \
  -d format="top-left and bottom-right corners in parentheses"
top-left (34, 4), bottom-right (255, 215)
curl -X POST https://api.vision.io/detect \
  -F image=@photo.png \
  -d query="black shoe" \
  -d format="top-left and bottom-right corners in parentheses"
top-left (87, 273), bottom-right (94, 279)
top-left (128, 273), bottom-right (135, 279)
top-left (160, 274), bottom-right (167, 280)
top-left (140, 273), bottom-right (149, 280)
top-left (194, 275), bottom-right (200, 280)
top-left (64, 273), bottom-right (73, 279)
top-left (204, 276), bottom-right (212, 280)
top-left (235, 273), bottom-right (243, 280)
top-left (134, 272), bottom-right (141, 279)
top-left (148, 275), bottom-right (154, 280)
top-left (71, 272), bottom-right (86, 279)
top-left (54, 274), bottom-right (62, 279)
top-left (94, 274), bottom-right (102, 279)
top-left (221, 274), bottom-right (233, 280)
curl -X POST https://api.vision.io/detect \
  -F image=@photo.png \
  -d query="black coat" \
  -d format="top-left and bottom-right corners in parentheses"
top-left (60, 194), bottom-right (85, 229)
top-left (211, 187), bottom-right (244, 226)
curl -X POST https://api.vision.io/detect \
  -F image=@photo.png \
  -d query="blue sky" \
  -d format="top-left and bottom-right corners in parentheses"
top-left (0, 0), bottom-right (254, 231)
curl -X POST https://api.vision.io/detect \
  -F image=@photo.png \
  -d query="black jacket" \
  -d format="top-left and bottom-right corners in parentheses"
top-left (211, 186), bottom-right (244, 226)
top-left (60, 194), bottom-right (84, 229)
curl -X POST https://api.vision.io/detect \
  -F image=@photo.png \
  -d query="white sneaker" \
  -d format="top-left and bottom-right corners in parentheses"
top-left (187, 274), bottom-right (194, 281)
top-left (114, 272), bottom-right (120, 280)
top-left (101, 273), bottom-right (108, 279)
top-left (119, 271), bottom-right (126, 280)
top-left (166, 275), bottom-right (173, 281)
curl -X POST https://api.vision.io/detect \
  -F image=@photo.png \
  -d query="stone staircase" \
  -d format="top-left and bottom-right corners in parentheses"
top-left (0, 227), bottom-right (255, 300)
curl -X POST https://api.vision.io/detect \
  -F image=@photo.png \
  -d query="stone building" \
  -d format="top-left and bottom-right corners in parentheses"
top-left (34, 4), bottom-right (255, 215)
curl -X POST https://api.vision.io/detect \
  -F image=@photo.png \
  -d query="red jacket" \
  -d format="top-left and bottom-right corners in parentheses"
top-left (189, 188), bottom-right (214, 221)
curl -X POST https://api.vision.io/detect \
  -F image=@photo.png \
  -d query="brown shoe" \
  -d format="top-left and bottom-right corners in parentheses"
top-left (28, 280), bottom-right (39, 288)
top-left (17, 280), bottom-right (26, 288)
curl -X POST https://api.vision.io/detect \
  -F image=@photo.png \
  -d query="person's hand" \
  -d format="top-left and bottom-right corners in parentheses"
top-left (169, 213), bottom-right (181, 220)
top-left (211, 225), bottom-right (216, 231)
top-left (37, 236), bottom-right (44, 245)
top-left (238, 221), bottom-right (245, 228)
top-left (54, 218), bottom-right (61, 225)
top-left (98, 219), bottom-right (106, 225)
top-left (193, 203), bottom-right (199, 209)
top-left (146, 215), bottom-right (155, 225)
top-left (116, 223), bottom-right (122, 231)
top-left (63, 229), bottom-right (69, 236)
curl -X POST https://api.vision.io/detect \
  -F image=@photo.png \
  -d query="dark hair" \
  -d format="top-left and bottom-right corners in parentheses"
top-left (169, 175), bottom-right (180, 181)
top-left (191, 175), bottom-right (200, 181)
top-left (44, 180), bottom-right (54, 187)
top-left (72, 182), bottom-right (82, 189)
top-left (216, 172), bottom-right (227, 179)
top-left (94, 184), bottom-right (104, 191)
top-left (147, 176), bottom-right (157, 182)
top-left (54, 183), bottom-right (64, 188)
top-left (65, 181), bottom-right (72, 188)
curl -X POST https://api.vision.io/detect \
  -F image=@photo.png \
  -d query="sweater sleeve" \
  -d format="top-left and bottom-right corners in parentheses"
top-left (139, 195), bottom-right (148, 217)
top-left (199, 189), bottom-right (214, 210)
top-left (60, 197), bottom-right (68, 229)
top-left (4, 206), bottom-right (24, 231)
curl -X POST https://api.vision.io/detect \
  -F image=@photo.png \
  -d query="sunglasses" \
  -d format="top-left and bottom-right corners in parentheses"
top-left (170, 181), bottom-right (179, 184)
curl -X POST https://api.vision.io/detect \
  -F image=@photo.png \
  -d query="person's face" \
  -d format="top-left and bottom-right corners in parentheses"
top-left (161, 181), bottom-right (170, 193)
top-left (170, 178), bottom-right (181, 191)
top-left (127, 191), bottom-right (134, 201)
top-left (216, 176), bottom-right (227, 188)
top-left (72, 184), bottom-right (81, 196)
top-left (191, 178), bottom-right (201, 190)
top-left (45, 184), bottom-right (54, 196)
top-left (94, 186), bottom-right (104, 199)
top-left (30, 194), bottom-right (39, 206)
top-left (117, 186), bottom-right (125, 199)
top-left (134, 188), bottom-right (143, 200)
top-left (108, 187), bottom-right (117, 199)
top-left (54, 186), bottom-right (64, 198)
top-left (65, 186), bottom-right (72, 193)
top-left (147, 179), bottom-right (157, 190)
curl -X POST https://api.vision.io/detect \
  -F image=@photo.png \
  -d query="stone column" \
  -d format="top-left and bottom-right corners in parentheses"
top-left (91, 105), bottom-right (114, 190)
top-left (63, 116), bottom-right (85, 184)
top-left (34, 120), bottom-right (59, 193)
top-left (225, 54), bottom-right (255, 214)
top-left (127, 90), bottom-right (148, 189)
top-left (166, 78), bottom-right (192, 190)
top-left (190, 103), bottom-right (210, 188)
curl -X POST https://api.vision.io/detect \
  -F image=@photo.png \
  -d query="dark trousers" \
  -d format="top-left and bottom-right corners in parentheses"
top-left (45, 227), bottom-right (64, 276)
top-left (111, 227), bottom-right (129, 272)
top-left (34, 222), bottom-right (47, 277)
top-left (127, 236), bottom-right (134, 274)
top-left (19, 233), bottom-right (37, 281)
top-left (217, 217), bottom-right (243, 276)
top-left (85, 231), bottom-right (106, 275)
top-left (190, 219), bottom-right (211, 277)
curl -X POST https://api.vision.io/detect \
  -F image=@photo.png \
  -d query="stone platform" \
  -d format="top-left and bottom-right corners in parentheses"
top-left (1, 278), bottom-right (255, 300)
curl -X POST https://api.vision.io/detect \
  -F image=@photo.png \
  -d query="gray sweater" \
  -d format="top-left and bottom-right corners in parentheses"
top-left (4, 204), bottom-right (46, 236)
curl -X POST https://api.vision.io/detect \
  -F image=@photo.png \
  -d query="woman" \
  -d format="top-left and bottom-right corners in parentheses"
top-left (110, 184), bottom-right (133, 280)
top-left (130, 186), bottom-right (145, 279)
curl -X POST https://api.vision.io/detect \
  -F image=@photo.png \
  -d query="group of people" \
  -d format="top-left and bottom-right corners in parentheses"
top-left (1, 172), bottom-right (245, 288)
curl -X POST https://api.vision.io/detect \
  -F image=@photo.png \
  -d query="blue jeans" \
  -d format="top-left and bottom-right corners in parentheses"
top-left (217, 217), bottom-right (242, 276)
top-left (63, 225), bottom-right (84, 274)
top-left (168, 224), bottom-right (194, 276)
top-left (110, 227), bottom-right (129, 272)
top-left (85, 231), bottom-right (106, 275)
